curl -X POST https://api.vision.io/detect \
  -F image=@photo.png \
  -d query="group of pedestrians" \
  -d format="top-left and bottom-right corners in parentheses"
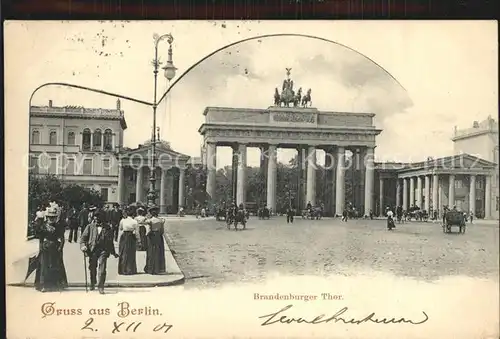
top-left (30, 201), bottom-right (167, 294)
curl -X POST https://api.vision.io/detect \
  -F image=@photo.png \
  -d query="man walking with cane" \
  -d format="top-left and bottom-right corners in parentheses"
top-left (80, 209), bottom-right (118, 294)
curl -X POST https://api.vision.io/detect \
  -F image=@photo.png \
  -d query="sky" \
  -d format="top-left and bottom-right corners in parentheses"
top-left (5, 21), bottom-right (498, 167)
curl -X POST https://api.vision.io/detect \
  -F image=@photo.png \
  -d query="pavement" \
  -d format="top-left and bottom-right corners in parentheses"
top-left (165, 216), bottom-right (499, 289)
top-left (7, 228), bottom-right (185, 288)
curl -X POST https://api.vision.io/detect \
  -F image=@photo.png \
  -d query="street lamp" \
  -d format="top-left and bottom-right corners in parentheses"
top-left (146, 33), bottom-right (177, 207)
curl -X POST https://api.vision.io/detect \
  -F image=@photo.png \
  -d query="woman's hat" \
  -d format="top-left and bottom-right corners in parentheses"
top-left (137, 207), bottom-right (145, 212)
top-left (45, 207), bottom-right (58, 217)
top-left (89, 205), bottom-right (97, 211)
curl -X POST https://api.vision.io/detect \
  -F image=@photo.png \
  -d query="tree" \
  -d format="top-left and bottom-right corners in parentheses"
top-left (28, 173), bottom-right (105, 236)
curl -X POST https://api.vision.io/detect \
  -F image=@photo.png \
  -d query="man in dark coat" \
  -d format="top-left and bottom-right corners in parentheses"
top-left (80, 210), bottom-right (118, 294)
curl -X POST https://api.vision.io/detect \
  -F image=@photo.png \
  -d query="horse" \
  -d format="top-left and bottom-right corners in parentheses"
top-left (301, 206), bottom-right (322, 220)
top-left (292, 88), bottom-right (302, 107)
top-left (301, 89), bottom-right (312, 107)
top-left (258, 207), bottom-right (270, 220)
top-left (274, 88), bottom-right (280, 106)
top-left (227, 208), bottom-right (247, 230)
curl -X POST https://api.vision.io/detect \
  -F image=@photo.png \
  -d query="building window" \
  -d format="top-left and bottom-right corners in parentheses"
top-left (49, 131), bottom-right (57, 145)
top-left (496, 197), bottom-right (499, 211)
top-left (67, 131), bottom-right (75, 145)
top-left (93, 129), bottom-right (102, 151)
top-left (101, 188), bottom-right (109, 202)
top-left (454, 180), bottom-right (463, 189)
top-left (103, 159), bottom-right (110, 176)
top-left (67, 159), bottom-right (75, 175)
top-left (83, 159), bottom-right (92, 175)
top-left (103, 129), bottom-right (113, 151)
top-left (49, 158), bottom-right (57, 174)
top-left (31, 130), bottom-right (40, 144)
top-left (82, 128), bottom-right (91, 151)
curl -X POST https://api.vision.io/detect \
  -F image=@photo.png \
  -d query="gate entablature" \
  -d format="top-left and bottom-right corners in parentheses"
top-left (199, 106), bottom-right (381, 148)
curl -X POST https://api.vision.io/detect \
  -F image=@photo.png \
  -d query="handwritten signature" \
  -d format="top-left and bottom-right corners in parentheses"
top-left (259, 304), bottom-right (429, 326)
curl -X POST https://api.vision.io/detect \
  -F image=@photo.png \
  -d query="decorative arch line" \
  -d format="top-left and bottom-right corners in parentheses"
top-left (29, 82), bottom-right (154, 108)
top-left (157, 33), bottom-right (407, 106)
top-left (28, 34), bottom-right (405, 109)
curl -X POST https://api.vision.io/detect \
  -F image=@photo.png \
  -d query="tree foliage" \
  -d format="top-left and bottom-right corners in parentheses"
top-left (28, 173), bottom-right (105, 218)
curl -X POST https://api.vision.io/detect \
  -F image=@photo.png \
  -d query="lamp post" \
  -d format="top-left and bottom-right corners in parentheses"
top-left (146, 33), bottom-right (177, 207)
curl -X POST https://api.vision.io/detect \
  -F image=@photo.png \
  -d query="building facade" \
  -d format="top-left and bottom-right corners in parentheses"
top-left (375, 154), bottom-right (497, 219)
top-left (30, 100), bottom-right (127, 203)
top-left (29, 100), bottom-right (194, 211)
top-left (452, 116), bottom-right (499, 219)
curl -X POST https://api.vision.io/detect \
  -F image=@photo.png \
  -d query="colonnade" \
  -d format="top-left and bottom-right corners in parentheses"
top-left (116, 164), bottom-right (185, 214)
top-left (205, 142), bottom-right (377, 216)
top-left (390, 173), bottom-right (492, 218)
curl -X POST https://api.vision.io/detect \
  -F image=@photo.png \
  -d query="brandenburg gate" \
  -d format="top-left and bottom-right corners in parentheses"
top-left (199, 70), bottom-right (382, 216)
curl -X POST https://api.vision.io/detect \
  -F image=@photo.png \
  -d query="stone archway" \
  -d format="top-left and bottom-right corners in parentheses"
top-left (199, 70), bottom-right (382, 216)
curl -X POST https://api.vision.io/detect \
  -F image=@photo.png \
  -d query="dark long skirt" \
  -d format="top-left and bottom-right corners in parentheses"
top-left (34, 239), bottom-right (68, 292)
top-left (137, 226), bottom-right (147, 251)
top-left (144, 231), bottom-right (166, 275)
top-left (118, 231), bottom-right (137, 275)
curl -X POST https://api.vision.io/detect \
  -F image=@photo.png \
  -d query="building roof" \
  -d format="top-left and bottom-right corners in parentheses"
top-left (451, 116), bottom-right (498, 141)
top-left (376, 153), bottom-right (497, 173)
top-left (119, 139), bottom-right (191, 162)
top-left (30, 100), bottom-right (127, 130)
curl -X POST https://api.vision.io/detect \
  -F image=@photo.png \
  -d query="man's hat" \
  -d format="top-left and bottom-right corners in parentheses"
top-left (147, 204), bottom-right (159, 213)
top-left (89, 205), bottom-right (97, 211)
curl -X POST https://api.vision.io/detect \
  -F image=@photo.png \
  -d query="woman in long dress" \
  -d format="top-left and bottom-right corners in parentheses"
top-left (135, 207), bottom-right (148, 251)
top-left (144, 205), bottom-right (166, 275)
top-left (117, 206), bottom-right (140, 275)
top-left (34, 206), bottom-right (68, 292)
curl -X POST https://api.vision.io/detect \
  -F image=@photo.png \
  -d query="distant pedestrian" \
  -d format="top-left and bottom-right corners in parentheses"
top-left (78, 203), bottom-right (90, 235)
top-left (286, 207), bottom-right (294, 224)
top-left (80, 209), bottom-right (118, 294)
top-left (109, 203), bottom-right (122, 242)
top-left (66, 205), bottom-right (79, 243)
top-left (469, 211), bottom-right (474, 224)
top-left (341, 208), bottom-right (348, 222)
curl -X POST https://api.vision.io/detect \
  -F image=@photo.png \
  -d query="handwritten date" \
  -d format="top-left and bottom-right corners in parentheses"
top-left (81, 317), bottom-right (173, 334)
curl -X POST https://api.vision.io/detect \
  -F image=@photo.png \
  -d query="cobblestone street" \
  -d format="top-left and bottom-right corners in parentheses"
top-left (166, 217), bottom-right (499, 288)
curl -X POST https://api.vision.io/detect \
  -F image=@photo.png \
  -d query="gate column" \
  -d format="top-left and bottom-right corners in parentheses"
top-left (335, 146), bottom-right (346, 216)
top-left (306, 146), bottom-right (317, 206)
top-left (236, 143), bottom-right (247, 206)
top-left (266, 144), bottom-right (277, 213)
top-left (205, 142), bottom-right (217, 204)
top-left (364, 146), bottom-right (375, 217)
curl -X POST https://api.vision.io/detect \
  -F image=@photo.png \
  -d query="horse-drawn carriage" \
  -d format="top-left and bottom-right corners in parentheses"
top-left (225, 208), bottom-right (247, 230)
top-left (257, 207), bottom-right (271, 220)
top-left (407, 208), bottom-right (429, 222)
top-left (215, 207), bottom-right (227, 221)
top-left (442, 210), bottom-right (466, 234)
top-left (301, 207), bottom-right (323, 220)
